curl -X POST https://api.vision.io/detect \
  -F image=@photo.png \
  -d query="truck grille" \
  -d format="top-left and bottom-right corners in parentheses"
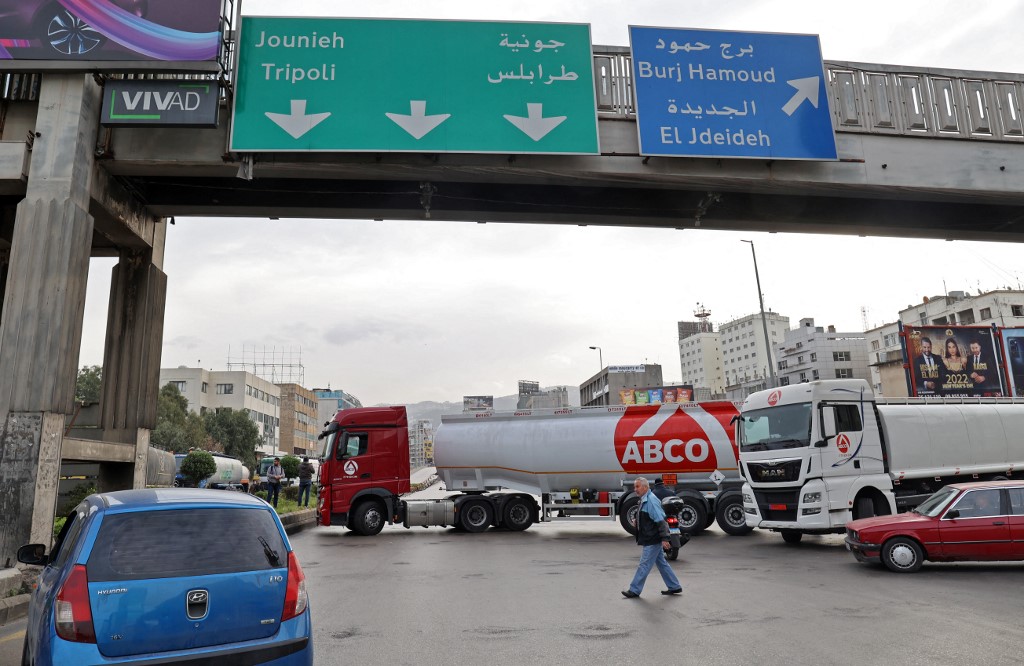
top-left (746, 459), bottom-right (802, 484)
top-left (752, 489), bottom-right (800, 522)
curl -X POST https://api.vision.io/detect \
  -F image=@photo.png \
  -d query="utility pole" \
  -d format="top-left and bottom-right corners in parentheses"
top-left (742, 240), bottom-right (778, 388)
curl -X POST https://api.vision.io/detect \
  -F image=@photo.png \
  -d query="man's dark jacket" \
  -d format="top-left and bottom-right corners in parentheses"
top-left (635, 495), bottom-right (670, 546)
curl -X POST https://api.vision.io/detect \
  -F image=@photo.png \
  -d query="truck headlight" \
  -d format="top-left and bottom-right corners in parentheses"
top-left (802, 492), bottom-right (821, 503)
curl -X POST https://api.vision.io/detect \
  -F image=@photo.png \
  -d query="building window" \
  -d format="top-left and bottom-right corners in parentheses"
top-left (799, 372), bottom-right (808, 383)
top-left (957, 309), bottom-right (975, 325)
top-left (216, 383), bottom-right (234, 395)
top-left (871, 341), bottom-right (880, 350)
top-left (797, 355), bottom-right (804, 364)
top-left (812, 369), bottom-right (820, 380)
top-left (833, 351), bottom-right (851, 362)
top-left (810, 352), bottom-right (817, 361)
top-left (169, 380), bottom-right (186, 392)
top-left (779, 377), bottom-right (790, 386)
top-left (835, 368), bottom-right (853, 378)
top-left (201, 382), bottom-right (208, 393)
top-left (979, 307), bottom-right (992, 320)
top-left (883, 333), bottom-right (898, 347)
top-left (1013, 305), bottom-right (1024, 317)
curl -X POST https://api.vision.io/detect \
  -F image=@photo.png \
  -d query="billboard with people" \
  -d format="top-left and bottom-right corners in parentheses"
top-left (0, 0), bottom-right (222, 68)
top-left (618, 385), bottom-right (694, 405)
top-left (905, 326), bottom-right (1003, 397)
top-left (999, 328), bottom-right (1024, 397)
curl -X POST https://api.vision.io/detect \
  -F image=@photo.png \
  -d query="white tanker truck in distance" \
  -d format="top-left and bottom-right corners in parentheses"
top-left (738, 379), bottom-right (1024, 543)
top-left (316, 401), bottom-right (752, 537)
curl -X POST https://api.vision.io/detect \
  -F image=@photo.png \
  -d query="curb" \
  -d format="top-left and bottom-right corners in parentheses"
top-left (0, 593), bottom-right (30, 627)
top-left (281, 508), bottom-right (317, 535)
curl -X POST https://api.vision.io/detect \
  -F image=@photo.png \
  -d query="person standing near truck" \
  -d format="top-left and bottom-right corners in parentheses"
top-left (266, 457), bottom-right (284, 508)
top-left (622, 477), bottom-right (681, 598)
top-left (297, 457), bottom-right (315, 508)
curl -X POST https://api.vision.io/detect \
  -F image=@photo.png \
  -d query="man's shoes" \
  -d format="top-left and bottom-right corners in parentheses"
top-left (621, 590), bottom-right (640, 598)
top-left (661, 588), bottom-right (682, 595)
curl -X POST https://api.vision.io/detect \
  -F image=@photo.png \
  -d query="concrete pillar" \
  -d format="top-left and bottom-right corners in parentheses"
top-left (99, 248), bottom-right (167, 489)
top-left (0, 74), bottom-right (99, 565)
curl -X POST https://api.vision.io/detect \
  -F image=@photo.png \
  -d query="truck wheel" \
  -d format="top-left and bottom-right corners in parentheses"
top-left (352, 500), bottom-right (386, 536)
top-left (618, 495), bottom-right (640, 535)
top-left (715, 491), bottom-right (753, 536)
top-left (678, 497), bottom-right (707, 536)
top-left (781, 530), bottom-right (803, 544)
top-left (460, 500), bottom-right (493, 533)
top-left (854, 495), bottom-right (875, 520)
top-left (881, 537), bottom-right (923, 573)
top-left (502, 498), bottom-right (533, 531)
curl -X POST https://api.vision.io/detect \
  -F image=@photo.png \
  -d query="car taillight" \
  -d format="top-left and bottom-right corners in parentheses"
top-left (55, 565), bottom-right (95, 643)
top-left (281, 551), bottom-right (308, 622)
top-left (666, 516), bottom-right (678, 527)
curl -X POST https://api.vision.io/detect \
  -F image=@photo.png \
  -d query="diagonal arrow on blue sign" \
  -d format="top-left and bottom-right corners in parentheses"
top-left (629, 26), bottom-right (837, 160)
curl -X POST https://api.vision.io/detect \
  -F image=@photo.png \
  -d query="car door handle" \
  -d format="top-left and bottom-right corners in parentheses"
top-left (360, 473), bottom-right (371, 478)
top-left (992, 521), bottom-right (1006, 525)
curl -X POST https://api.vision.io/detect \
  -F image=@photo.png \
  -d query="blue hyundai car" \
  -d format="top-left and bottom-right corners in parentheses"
top-left (18, 489), bottom-right (313, 665)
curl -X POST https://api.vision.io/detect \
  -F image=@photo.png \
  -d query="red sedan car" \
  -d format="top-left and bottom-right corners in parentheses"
top-left (845, 480), bottom-right (1024, 573)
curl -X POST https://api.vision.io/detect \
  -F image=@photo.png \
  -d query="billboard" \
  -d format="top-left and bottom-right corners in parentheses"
top-left (618, 385), bottom-right (694, 405)
top-left (905, 326), bottom-right (1003, 397)
top-left (1000, 328), bottom-right (1024, 397)
top-left (101, 79), bottom-right (219, 126)
top-left (463, 395), bottom-right (494, 412)
top-left (0, 0), bottom-right (222, 70)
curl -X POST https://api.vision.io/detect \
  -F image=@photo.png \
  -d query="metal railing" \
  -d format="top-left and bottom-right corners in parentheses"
top-left (2, 39), bottom-right (1022, 143)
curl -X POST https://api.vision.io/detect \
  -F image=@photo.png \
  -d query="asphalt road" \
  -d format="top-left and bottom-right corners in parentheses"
top-left (4, 486), bottom-right (1023, 665)
top-left (296, 497), bottom-right (1024, 665)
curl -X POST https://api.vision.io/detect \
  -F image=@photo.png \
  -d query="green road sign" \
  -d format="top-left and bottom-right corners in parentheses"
top-left (229, 17), bottom-right (599, 154)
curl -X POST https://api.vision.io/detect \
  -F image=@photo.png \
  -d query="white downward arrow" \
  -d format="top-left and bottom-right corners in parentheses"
top-left (265, 100), bottom-right (331, 139)
top-left (386, 100), bottom-right (451, 140)
top-left (782, 76), bottom-right (821, 116)
top-left (503, 103), bottom-right (567, 141)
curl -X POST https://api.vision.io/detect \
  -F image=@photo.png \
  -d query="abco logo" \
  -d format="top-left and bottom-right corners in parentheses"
top-left (767, 390), bottom-right (782, 406)
top-left (613, 405), bottom-right (734, 474)
top-left (836, 433), bottom-right (850, 454)
top-left (343, 460), bottom-right (358, 475)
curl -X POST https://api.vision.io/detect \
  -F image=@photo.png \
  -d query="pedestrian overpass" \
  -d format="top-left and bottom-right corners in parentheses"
top-left (0, 43), bottom-right (1022, 564)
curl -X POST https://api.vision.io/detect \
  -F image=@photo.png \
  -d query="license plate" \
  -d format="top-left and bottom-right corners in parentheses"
top-left (669, 527), bottom-right (681, 535)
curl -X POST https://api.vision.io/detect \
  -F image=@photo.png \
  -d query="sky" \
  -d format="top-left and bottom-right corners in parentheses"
top-left (78, 1), bottom-right (1024, 406)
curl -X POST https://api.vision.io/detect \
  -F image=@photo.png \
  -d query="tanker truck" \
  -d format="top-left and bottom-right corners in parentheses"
top-left (316, 401), bottom-right (752, 537)
top-left (738, 379), bottom-right (1024, 543)
top-left (174, 452), bottom-right (249, 490)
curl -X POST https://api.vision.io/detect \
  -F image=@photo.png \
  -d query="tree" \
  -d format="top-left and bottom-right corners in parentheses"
top-left (281, 455), bottom-right (300, 481)
top-left (151, 383), bottom-right (207, 452)
top-left (75, 365), bottom-right (102, 404)
top-left (179, 450), bottom-right (217, 487)
top-left (203, 408), bottom-right (261, 470)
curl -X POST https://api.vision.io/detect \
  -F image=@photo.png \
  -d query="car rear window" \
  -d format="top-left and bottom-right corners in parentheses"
top-left (87, 507), bottom-right (287, 582)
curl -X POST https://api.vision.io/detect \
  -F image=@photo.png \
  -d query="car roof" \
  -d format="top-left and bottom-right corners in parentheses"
top-left (947, 480), bottom-right (1024, 491)
top-left (87, 488), bottom-right (272, 511)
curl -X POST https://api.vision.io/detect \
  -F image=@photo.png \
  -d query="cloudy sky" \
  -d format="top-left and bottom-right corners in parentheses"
top-left (78, 1), bottom-right (1024, 406)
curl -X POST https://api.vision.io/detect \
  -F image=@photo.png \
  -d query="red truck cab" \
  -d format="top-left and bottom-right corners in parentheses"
top-left (317, 406), bottom-right (410, 530)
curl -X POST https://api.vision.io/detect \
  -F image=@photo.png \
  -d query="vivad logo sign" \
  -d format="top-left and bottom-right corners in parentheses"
top-left (101, 79), bottom-right (220, 127)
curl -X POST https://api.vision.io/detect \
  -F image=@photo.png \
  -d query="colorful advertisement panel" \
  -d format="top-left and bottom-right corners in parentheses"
top-left (0, 0), bottom-right (221, 68)
top-left (1000, 328), bottom-right (1024, 397)
top-left (906, 326), bottom-right (1003, 397)
top-left (619, 385), bottom-right (694, 405)
top-left (463, 395), bottom-right (494, 412)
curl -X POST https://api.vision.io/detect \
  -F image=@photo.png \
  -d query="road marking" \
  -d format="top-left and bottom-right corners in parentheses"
top-left (0, 629), bottom-right (25, 644)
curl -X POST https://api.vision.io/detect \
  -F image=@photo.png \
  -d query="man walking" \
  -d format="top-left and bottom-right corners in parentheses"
top-left (266, 457), bottom-right (284, 508)
top-left (623, 477), bottom-right (681, 598)
top-left (297, 456), bottom-right (315, 508)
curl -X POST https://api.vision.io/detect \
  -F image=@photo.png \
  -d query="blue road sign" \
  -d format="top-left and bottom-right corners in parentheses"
top-left (629, 26), bottom-right (837, 160)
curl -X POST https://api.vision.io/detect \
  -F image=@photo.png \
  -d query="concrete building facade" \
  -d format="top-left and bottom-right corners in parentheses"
top-left (409, 419), bottom-right (433, 469)
top-left (313, 389), bottom-right (364, 429)
top-left (679, 331), bottom-right (725, 397)
top-left (159, 367), bottom-right (282, 454)
top-left (721, 312), bottom-right (790, 399)
top-left (277, 383), bottom-right (318, 457)
top-left (776, 318), bottom-right (871, 387)
top-left (581, 364), bottom-right (663, 407)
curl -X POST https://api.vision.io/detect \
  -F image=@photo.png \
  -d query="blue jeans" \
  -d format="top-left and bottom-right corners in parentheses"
top-left (629, 543), bottom-right (681, 595)
top-left (267, 482), bottom-right (281, 507)
top-left (298, 481), bottom-right (312, 507)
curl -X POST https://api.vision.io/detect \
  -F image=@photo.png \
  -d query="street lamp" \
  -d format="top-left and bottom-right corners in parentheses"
top-left (589, 346), bottom-right (604, 405)
top-left (741, 240), bottom-right (779, 389)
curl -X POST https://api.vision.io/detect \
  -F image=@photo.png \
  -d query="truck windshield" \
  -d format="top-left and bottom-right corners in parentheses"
top-left (319, 425), bottom-right (338, 460)
top-left (738, 402), bottom-right (812, 452)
